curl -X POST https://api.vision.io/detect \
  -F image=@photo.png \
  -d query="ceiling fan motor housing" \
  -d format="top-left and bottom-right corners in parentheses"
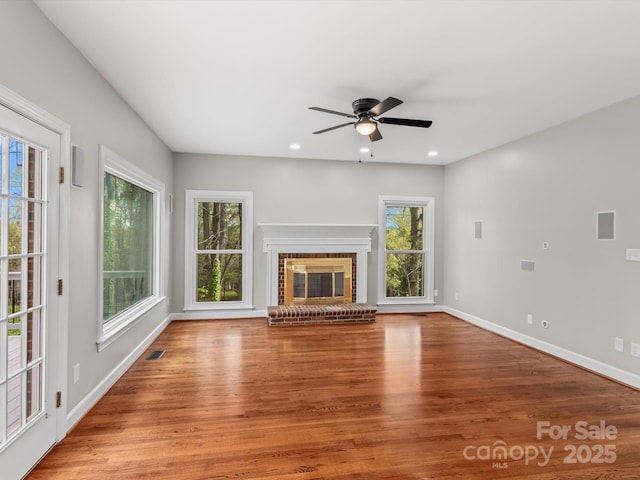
top-left (352, 98), bottom-right (380, 116)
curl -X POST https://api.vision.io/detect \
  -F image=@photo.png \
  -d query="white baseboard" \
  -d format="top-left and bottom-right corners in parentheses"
top-left (444, 306), bottom-right (640, 390)
top-left (65, 315), bottom-right (172, 431)
top-left (171, 309), bottom-right (268, 321)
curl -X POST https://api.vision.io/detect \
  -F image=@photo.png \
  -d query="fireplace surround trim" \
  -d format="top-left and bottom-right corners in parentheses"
top-left (259, 223), bottom-right (376, 306)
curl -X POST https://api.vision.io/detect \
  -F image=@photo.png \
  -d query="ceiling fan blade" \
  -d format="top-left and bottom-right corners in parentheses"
top-left (312, 122), bottom-right (355, 134)
top-left (368, 97), bottom-right (403, 117)
top-left (309, 106), bottom-right (357, 118)
top-left (378, 117), bottom-right (433, 128)
top-left (369, 128), bottom-right (383, 142)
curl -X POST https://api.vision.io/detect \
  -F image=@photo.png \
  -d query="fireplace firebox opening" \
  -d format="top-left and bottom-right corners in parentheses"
top-left (284, 258), bottom-right (352, 305)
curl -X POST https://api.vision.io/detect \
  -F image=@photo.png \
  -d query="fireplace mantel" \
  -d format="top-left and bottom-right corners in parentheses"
top-left (258, 223), bottom-right (376, 306)
top-left (259, 223), bottom-right (377, 243)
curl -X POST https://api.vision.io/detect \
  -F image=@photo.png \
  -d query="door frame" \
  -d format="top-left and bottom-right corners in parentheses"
top-left (0, 83), bottom-right (70, 444)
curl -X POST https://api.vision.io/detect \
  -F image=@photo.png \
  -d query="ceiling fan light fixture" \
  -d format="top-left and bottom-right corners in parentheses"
top-left (355, 118), bottom-right (377, 136)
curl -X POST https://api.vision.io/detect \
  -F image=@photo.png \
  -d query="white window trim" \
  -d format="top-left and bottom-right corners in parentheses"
top-left (97, 145), bottom-right (165, 350)
top-left (184, 189), bottom-right (254, 312)
top-left (378, 195), bottom-right (435, 305)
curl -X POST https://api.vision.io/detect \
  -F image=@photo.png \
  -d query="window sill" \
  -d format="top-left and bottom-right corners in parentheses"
top-left (97, 296), bottom-right (166, 352)
top-left (183, 302), bottom-right (254, 312)
top-left (377, 297), bottom-right (435, 305)
top-left (178, 306), bottom-right (263, 320)
top-left (376, 303), bottom-right (441, 314)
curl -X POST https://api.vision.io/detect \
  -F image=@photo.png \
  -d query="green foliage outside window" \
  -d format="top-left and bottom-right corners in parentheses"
top-left (196, 202), bottom-right (243, 302)
top-left (103, 173), bottom-right (153, 322)
top-left (385, 206), bottom-right (424, 297)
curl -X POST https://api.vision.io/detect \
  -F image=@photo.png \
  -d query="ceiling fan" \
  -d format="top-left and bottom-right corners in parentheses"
top-left (309, 97), bottom-right (432, 142)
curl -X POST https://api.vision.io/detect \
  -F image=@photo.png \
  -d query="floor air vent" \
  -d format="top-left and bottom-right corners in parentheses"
top-left (147, 350), bottom-right (165, 360)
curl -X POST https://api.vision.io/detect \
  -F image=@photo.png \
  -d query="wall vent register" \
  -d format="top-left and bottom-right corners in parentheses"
top-left (520, 260), bottom-right (536, 272)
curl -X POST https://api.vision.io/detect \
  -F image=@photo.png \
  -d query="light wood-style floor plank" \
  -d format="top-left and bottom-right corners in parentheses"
top-left (27, 313), bottom-right (640, 479)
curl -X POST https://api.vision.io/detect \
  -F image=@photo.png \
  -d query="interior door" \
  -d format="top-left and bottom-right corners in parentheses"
top-left (0, 104), bottom-right (60, 479)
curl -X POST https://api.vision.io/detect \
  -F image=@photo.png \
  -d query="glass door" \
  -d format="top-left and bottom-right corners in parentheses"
top-left (0, 104), bottom-right (60, 480)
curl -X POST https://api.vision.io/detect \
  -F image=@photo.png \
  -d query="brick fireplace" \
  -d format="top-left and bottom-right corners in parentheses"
top-left (259, 223), bottom-right (377, 325)
top-left (280, 254), bottom-right (355, 305)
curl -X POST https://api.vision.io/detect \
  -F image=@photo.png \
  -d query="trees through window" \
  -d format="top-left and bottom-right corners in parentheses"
top-left (185, 190), bottom-right (253, 311)
top-left (196, 201), bottom-right (243, 302)
top-left (379, 196), bottom-right (434, 304)
top-left (385, 205), bottom-right (424, 297)
top-left (99, 146), bottom-right (164, 347)
top-left (103, 172), bottom-right (153, 321)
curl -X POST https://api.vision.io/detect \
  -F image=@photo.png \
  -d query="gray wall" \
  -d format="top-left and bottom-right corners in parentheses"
top-left (5, 0), bottom-right (639, 427)
top-left (0, 2), bottom-right (174, 410)
top-left (444, 94), bottom-right (640, 374)
top-left (172, 154), bottom-right (445, 313)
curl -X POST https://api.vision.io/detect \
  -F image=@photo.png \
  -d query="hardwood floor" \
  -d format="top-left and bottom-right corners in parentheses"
top-left (27, 313), bottom-right (640, 479)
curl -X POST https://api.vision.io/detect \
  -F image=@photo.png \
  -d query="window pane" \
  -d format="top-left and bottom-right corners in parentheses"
top-left (27, 146), bottom-right (45, 201)
top-left (7, 264), bottom-right (20, 315)
top-left (8, 198), bottom-right (23, 256)
top-left (197, 202), bottom-right (242, 251)
top-left (27, 311), bottom-right (42, 364)
top-left (9, 138), bottom-right (24, 197)
top-left (26, 363), bottom-right (42, 421)
top-left (386, 206), bottom-right (423, 251)
top-left (27, 202), bottom-right (43, 254)
top-left (386, 253), bottom-right (424, 297)
top-left (7, 316), bottom-right (23, 377)
top-left (196, 253), bottom-right (242, 302)
top-left (103, 172), bottom-right (153, 322)
top-left (7, 374), bottom-right (23, 436)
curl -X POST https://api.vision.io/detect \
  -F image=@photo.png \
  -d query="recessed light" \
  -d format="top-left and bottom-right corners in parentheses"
top-left (427, 150), bottom-right (438, 157)
top-left (289, 143), bottom-right (301, 150)
top-left (359, 147), bottom-right (370, 153)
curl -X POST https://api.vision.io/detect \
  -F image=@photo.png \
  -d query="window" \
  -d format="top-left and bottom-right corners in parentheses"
top-left (378, 195), bottom-right (434, 304)
top-left (184, 190), bottom-right (253, 311)
top-left (99, 146), bottom-right (164, 348)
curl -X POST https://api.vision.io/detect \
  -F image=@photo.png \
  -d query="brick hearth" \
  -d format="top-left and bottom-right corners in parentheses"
top-left (268, 303), bottom-right (377, 326)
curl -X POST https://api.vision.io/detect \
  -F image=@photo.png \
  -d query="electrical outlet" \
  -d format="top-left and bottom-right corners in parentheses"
top-left (541, 319), bottom-right (549, 329)
top-left (527, 314), bottom-right (533, 325)
top-left (614, 337), bottom-right (624, 352)
top-left (73, 364), bottom-right (80, 384)
top-left (454, 292), bottom-right (459, 301)
top-left (631, 342), bottom-right (640, 358)
top-left (434, 289), bottom-right (438, 297)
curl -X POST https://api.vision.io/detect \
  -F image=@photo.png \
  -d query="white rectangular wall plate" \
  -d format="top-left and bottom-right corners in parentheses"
top-left (626, 249), bottom-right (640, 262)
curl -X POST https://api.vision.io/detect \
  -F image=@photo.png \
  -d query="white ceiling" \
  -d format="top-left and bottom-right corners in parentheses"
top-left (35, 0), bottom-right (640, 165)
